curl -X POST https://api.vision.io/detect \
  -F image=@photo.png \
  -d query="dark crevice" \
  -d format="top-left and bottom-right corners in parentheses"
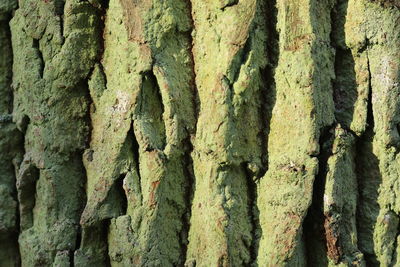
top-left (265, 0), bottom-right (279, 69)
top-left (54, 0), bottom-right (65, 16)
top-left (138, 70), bottom-right (167, 151)
top-left (75, 225), bottom-right (82, 252)
top-left (2, 13), bottom-right (14, 113)
top-left (65, 55), bottom-right (96, 267)
top-left (71, 2), bottom-right (110, 261)
top-left (80, 78), bottom-right (93, 151)
top-left (186, 0), bottom-right (200, 123)
top-left (98, 63), bottom-right (108, 90)
top-left (75, 77), bottom-right (92, 263)
top-left (365, 52), bottom-right (374, 130)
top-left (221, 0), bottom-right (239, 11)
top-left (19, 115), bottom-right (30, 134)
top-left (13, 186), bottom-right (22, 267)
top-left (5, 32), bottom-right (24, 261)
top-left (113, 174), bottom-right (128, 216)
top-left (355, 50), bottom-right (381, 266)
top-left (391, 227), bottom-right (400, 266)
top-left (75, 1), bottom-right (109, 261)
top-left (358, 37), bottom-right (370, 55)
top-left (54, 0), bottom-right (65, 40)
top-left (32, 39), bottom-right (44, 79)
top-left (181, 2), bottom-right (198, 264)
top-left (390, 220), bottom-right (400, 265)
top-left (13, 117), bottom-right (29, 240)
top-left (76, 221), bottom-right (111, 266)
top-left (8, 94), bottom-right (14, 117)
top-left (142, 70), bottom-right (164, 118)
top-left (118, 175), bottom-right (128, 215)
top-left (304, 126), bottom-right (335, 266)
top-left (260, 0), bottom-right (279, 177)
top-left (72, 164), bottom-right (86, 265)
top-left (102, 0), bottom-right (110, 9)
top-left (330, 0), bottom-right (357, 130)
top-left (332, 48), bottom-right (357, 127)
top-left (78, 221), bottom-right (111, 266)
top-left (331, 2), bottom-right (375, 263)
top-left (180, 132), bottom-right (196, 263)
top-left (98, 0), bottom-right (110, 62)
top-left (258, 68), bottom-right (269, 177)
top-left (69, 249), bottom-right (74, 267)
top-left (17, 164), bottom-right (40, 231)
top-left (304, 0), bottom-right (359, 264)
top-left (102, 220), bottom-right (112, 267)
top-left (242, 163), bottom-right (261, 265)
top-left (238, 0), bottom-right (279, 261)
top-left (128, 122), bottom-right (142, 205)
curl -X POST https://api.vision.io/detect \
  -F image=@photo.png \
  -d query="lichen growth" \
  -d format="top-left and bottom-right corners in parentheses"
top-left (1, 0), bottom-right (399, 266)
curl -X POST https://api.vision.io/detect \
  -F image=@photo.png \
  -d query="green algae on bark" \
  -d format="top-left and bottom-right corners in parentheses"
top-left (0, 1), bottom-right (22, 266)
top-left (78, 0), bottom-right (196, 265)
top-left (1, 0), bottom-right (400, 266)
top-left (10, 0), bottom-right (103, 265)
top-left (186, 0), bottom-right (268, 265)
top-left (257, 0), bottom-right (336, 264)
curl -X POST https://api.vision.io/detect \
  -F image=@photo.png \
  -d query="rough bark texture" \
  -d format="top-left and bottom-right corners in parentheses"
top-left (0, 0), bottom-right (399, 266)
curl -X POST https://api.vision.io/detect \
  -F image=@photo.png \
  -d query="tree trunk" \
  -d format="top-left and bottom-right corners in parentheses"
top-left (1, 0), bottom-right (399, 266)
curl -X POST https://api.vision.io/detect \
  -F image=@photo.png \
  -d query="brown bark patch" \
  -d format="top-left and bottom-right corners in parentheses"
top-left (324, 213), bottom-right (342, 264)
top-left (149, 180), bottom-right (160, 208)
top-left (119, 0), bottom-right (152, 43)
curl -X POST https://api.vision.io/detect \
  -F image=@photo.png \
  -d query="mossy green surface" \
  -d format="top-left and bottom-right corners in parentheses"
top-left (77, 0), bottom-right (196, 265)
top-left (257, 0), bottom-right (336, 264)
top-left (9, 0), bottom-right (102, 265)
top-left (186, 0), bottom-right (268, 266)
top-left (0, 1), bottom-right (22, 266)
top-left (1, 0), bottom-right (399, 266)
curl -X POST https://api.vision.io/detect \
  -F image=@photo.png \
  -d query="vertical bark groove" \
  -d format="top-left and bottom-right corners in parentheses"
top-left (261, 0), bottom-right (279, 173)
top-left (243, 163), bottom-right (261, 264)
top-left (0, 2), bottom-right (22, 266)
top-left (304, 126), bottom-right (334, 266)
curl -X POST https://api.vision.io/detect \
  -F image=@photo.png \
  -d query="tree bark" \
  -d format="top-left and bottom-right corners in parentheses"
top-left (0, 0), bottom-right (399, 266)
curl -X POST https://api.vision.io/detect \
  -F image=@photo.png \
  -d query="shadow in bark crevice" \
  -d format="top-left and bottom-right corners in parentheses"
top-left (136, 70), bottom-right (167, 152)
top-left (304, 126), bottom-right (335, 267)
top-left (181, 131), bottom-right (196, 263)
top-left (250, 0), bottom-right (279, 264)
top-left (17, 164), bottom-right (40, 231)
top-left (32, 38), bottom-right (44, 79)
top-left (261, 0), bottom-right (279, 173)
top-left (355, 57), bottom-right (381, 265)
top-left (330, 0), bottom-right (358, 131)
top-left (242, 162), bottom-right (261, 265)
top-left (304, 0), bottom-right (359, 264)
top-left (75, 221), bottom-right (112, 266)
top-left (355, 130), bottom-right (381, 265)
